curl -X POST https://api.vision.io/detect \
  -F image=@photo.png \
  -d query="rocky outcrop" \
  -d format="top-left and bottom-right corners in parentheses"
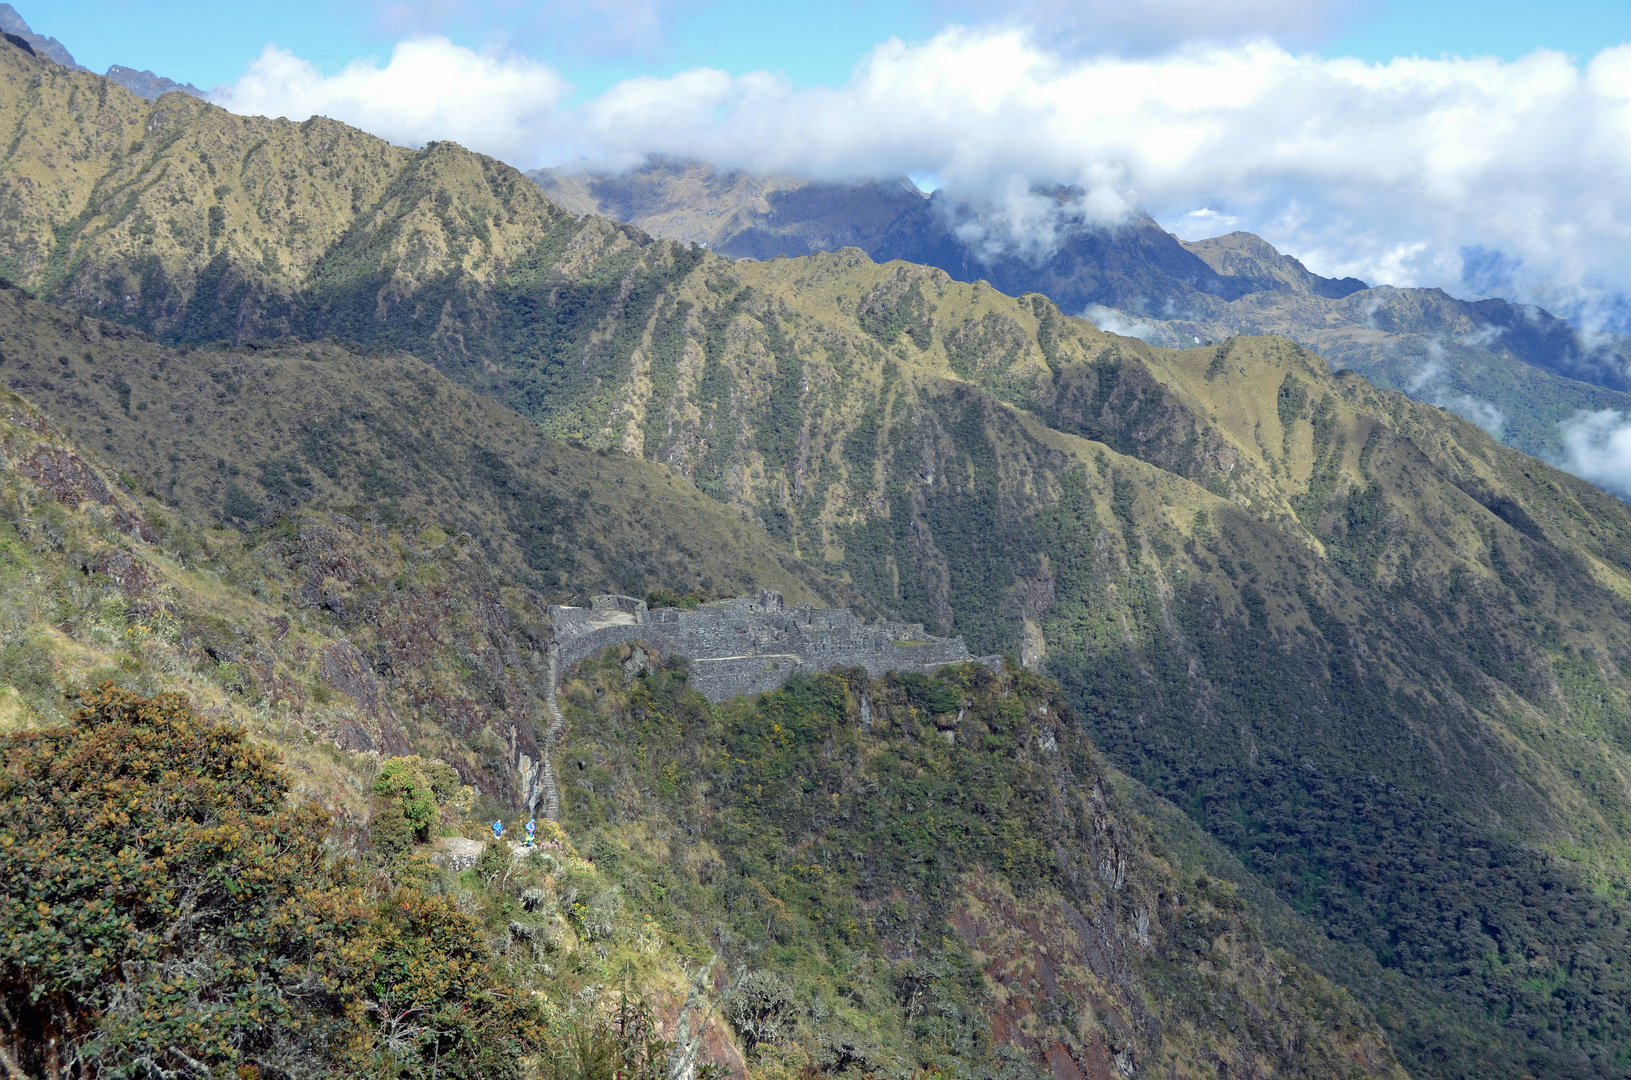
top-left (539, 644), bottom-right (566, 821)
top-left (0, 5), bottom-right (80, 70)
top-left (13, 443), bottom-right (155, 541)
top-left (103, 65), bottom-right (204, 101)
top-left (319, 639), bottom-right (412, 756)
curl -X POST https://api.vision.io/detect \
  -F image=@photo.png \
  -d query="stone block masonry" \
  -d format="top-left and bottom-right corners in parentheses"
top-left (550, 590), bottom-right (1001, 702)
top-left (535, 590), bottom-right (1000, 818)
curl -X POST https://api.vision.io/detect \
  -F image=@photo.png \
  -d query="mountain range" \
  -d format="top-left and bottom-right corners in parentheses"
top-left (0, 3), bottom-right (204, 99)
top-left (7, 25), bottom-right (1631, 1080)
top-left (534, 158), bottom-right (1631, 466)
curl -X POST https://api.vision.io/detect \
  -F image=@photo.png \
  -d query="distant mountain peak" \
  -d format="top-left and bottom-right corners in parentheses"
top-left (1181, 231), bottom-right (1370, 299)
top-left (0, 6), bottom-right (203, 99)
top-left (104, 64), bottom-right (204, 101)
top-left (0, 3), bottom-right (81, 69)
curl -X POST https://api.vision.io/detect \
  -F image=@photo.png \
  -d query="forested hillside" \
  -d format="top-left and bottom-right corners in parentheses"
top-left (8, 36), bottom-right (1631, 1078)
top-left (0, 297), bottom-right (1401, 1080)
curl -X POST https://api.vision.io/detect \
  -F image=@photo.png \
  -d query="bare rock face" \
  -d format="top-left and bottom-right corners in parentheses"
top-left (15, 443), bottom-right (155, 541)
top-left (103, 65), bottom-right (204, 101)
top-left (293, 524), bottom-right (361, 613)
top-left (432, 836), bottom-right (486, 872)
top-left (320, 639), bottom-right (412, 755)
top-left (0, 5), bottom-right (81, 70)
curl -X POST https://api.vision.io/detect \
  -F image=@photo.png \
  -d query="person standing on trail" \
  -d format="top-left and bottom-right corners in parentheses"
top-left (493, 819), bottom-right (504, 840)
top-left (525, 818), bottom-right (536, 847)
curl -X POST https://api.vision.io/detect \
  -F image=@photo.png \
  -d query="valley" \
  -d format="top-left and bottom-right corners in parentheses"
top-left (4, 30), bottom-right (1631, 1080)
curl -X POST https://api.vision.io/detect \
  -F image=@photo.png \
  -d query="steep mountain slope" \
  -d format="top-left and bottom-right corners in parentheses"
top-left (530, 159), bottom-right (1305, 314)
top-left (0, 374), bottom-right (572, 807)
top-left (12, 42), bottom-right (1631, 1077)
top-left (378, 230), bottom-right (1631, 1076)
top-left (551, 654), bottom-right (1407, 1080)
top-left (0, 296), bottom-right (1409, 1080)
top-left (0, 278), bottom-right (861, 829)
top-left (0, 283), bottom-right (833, 606)
top-left (1158, 235), bottom-right (1631, 458)
top-left (531, 158), bottom-right (1631, 465)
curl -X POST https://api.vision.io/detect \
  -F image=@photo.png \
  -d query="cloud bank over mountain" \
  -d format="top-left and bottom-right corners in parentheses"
top-left (212, 26), bottom-right (1631, 334)
top-left (215, 39), bottom-right (568, 167)
top-left (1559, 409), bottom-right (1631, 500)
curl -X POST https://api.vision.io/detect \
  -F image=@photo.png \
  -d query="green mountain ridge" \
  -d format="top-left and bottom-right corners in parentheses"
top-left (9, 38), bottom-right (1631, 1079)
top-left (529, 157), bottom-right (1631, 467)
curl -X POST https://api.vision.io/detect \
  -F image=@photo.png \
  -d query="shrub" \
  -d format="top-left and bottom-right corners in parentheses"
top-left (0, 684), bottom-right (541, 1077)
top-left (370, 803), bottom-right (416, 856)
top-left (372, 753), bottom-right (463, 843)
top-left (374, 754), bottom-right (440, 839)
top-left (541, 997), bottom-right (726, 1080)
top-left (477, 836), bottom-right (514, 885)
top-left (725, 970), bottom-right (798, 1055)
top-left (897, 670), bottom-right (961, 716)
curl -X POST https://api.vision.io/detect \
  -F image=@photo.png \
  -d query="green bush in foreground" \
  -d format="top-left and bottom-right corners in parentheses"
top-left (0, 684), bottom-right (542, 1078)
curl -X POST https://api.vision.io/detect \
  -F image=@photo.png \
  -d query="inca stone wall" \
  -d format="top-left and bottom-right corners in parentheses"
top-left (533, 590), bottom-right (999, 818)
top-left (550, 591), bottom-right (999, 702)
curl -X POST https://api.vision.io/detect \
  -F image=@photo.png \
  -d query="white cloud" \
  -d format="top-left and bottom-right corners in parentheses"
top-left (209, 38), bottom-right (568, 166)
top-left (1172, 205), bottom-right (1241, 238)
top-left (556, 31), bottom-right (1631, 308)
top-left (1458, 324), bottom-right (1506, 348)
top-left (1405, 346), bottom-right (1506, 437)
top-left (1442, 394), bottom-right (1506, 438)
top-left (1405, 357), bottom-right (1444, 395)
top-left (1559, 409), bottom-right (1631, 499)
top-left (209, 29), bottom-right (1631, 314)
top-left (1084, 305), bottom-right (1181, 346)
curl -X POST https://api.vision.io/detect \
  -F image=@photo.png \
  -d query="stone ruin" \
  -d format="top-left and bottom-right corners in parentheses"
top-left (532, 590), bottom-right (999, 819)
top-left (549, 590), bottom-right (1000, 702)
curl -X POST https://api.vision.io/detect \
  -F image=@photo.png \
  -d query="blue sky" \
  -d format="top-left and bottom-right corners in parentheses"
top-left (26, 0), bottom-right (934, 95)
top-left (25, 0), bottom-right (1631, 98)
